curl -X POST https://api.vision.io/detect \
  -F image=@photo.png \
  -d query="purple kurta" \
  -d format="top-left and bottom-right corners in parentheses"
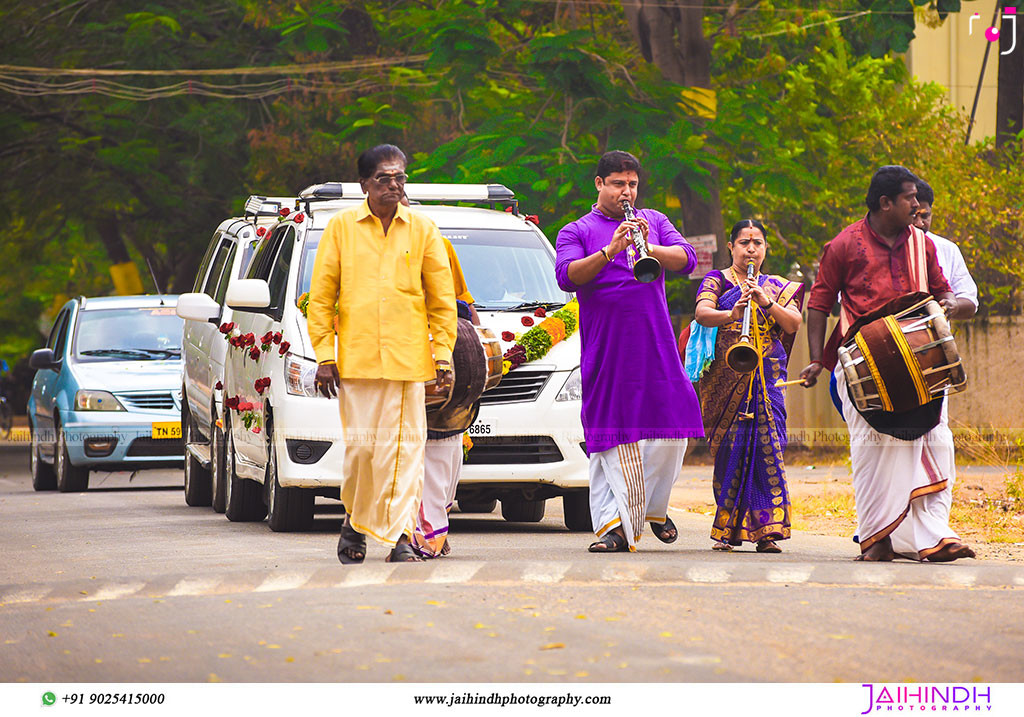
top-left (555, 205), bottom-right (705, 454)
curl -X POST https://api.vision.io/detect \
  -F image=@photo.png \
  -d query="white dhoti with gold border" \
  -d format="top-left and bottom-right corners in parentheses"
top-left (589, 439), bottom-right (687, 551)
top-left (836, 368), bottom-right (960, 559)
top-left (338, 378), bottom-right (426, 547)
top-left (414, 434), bottom-right (462, 557)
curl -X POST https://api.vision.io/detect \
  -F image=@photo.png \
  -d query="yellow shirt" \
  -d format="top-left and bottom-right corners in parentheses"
top-left (442, 237), bottom-right (474, 304)
top-left (308, 200), bottom-right (457, 381)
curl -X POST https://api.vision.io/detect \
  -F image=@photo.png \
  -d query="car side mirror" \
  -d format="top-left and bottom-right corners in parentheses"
top-left (176, 292), bottom-right (222, 323)
top-left (226, 279), bottom-right (271, 312)
top-left (29, 348), bottom-right (59, 371)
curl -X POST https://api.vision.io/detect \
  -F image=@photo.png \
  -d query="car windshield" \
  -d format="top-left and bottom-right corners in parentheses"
top-left (74, 307), bottom-right (184, 361)
top-left (295, 227), bottom-right (571, 311)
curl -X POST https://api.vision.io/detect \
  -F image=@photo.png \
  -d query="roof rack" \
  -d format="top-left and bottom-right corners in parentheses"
top-left (243, 195), bottom-right (297, 220)
top-left (295, 182), bottom-right (519, 213)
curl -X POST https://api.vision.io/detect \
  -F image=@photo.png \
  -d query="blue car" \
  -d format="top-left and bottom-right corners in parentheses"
top-left (28, 295), bottom-right (185, 492)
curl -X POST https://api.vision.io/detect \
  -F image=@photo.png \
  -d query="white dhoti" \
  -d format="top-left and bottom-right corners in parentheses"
top-left (338, 378), bottom-right (426, 547)
top-left (413, 434), bottom-right (462, 557)
top-left (836, 369), bottom-right (960, 559)
top-left (589, 439), bottom-right (687, 551)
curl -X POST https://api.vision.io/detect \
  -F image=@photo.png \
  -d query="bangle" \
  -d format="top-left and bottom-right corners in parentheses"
top-left (600, 247), bottom-right (610, 262)
top-left (763, 299), bottom-right (775, 310)
top-left (807, 360), bottom-right (822, 368)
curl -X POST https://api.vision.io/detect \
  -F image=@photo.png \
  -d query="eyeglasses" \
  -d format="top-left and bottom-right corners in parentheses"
top-left (372, 172), bottom-right (408, 186)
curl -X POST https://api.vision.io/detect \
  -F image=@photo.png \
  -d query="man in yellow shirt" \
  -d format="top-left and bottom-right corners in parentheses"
top-left (308, 144), bottom-right (457, 563)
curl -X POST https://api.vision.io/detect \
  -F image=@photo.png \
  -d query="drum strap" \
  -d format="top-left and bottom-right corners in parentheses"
top-left (882, 315), bottom-right (931, 406)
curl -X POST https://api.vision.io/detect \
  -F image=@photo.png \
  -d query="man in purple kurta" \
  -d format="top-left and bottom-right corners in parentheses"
top-left (555, 151), bottom-right (704, 553)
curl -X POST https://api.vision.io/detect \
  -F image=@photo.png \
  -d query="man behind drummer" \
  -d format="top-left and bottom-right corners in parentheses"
top-left (800, 165), bottom-right (974, 562)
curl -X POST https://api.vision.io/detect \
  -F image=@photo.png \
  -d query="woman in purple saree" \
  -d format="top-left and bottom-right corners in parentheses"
top-left (686, 220), bottom-right (804, 552)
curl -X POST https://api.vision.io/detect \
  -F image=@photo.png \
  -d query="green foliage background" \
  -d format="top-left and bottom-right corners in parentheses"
top-left (1, 0), bottom-right (1022, 399)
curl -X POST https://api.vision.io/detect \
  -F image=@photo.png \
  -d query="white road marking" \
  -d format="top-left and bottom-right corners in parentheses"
top-left (166, 577), bottom-right (223, 597)
top-left (522, 563), bottom-right (570, 584)
top-left (934, 571), bottom-right (977, 588)
top-left (1, 586), bottom-right (53, 604)
top-left (254, 571), bottom-right (315, 593)
top-left (600, 565), bottom-right (648, 582)
top-left (851, 568), bottom-right (894, 585)
top-left (425, 562), bottom-right (483, 584)
top-left (82, 582), bottom-right (147, 602)
top-left (685, 566), bottom-right (731, 583)
top-left (337, 564), bottom-right (398, 587)
top-left (766, 567), bottom-right (813, 584)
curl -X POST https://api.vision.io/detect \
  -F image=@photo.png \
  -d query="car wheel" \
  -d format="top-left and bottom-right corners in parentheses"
top-left (29, 422), bottom-right (57, 491)
top-left (562, 490), bottom-right (593, 532)
top-left (55, 422), bottom-right (89, 493)
top-left (183, 404), bottom-right (212, 507)
top-left (457, 498), bottom-right (497, 514)
top-left (265, 420), bottom-right (314, 532)
top-left (224, 419), bottom-right (267, 522)
top-left (210, 412), bottom-right (227, 513)
top-left (500, 496), bottom-right (545, 523)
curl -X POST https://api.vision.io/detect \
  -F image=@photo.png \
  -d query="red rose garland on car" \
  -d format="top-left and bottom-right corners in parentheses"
top-left (217, 326), bottom-right (286, 434)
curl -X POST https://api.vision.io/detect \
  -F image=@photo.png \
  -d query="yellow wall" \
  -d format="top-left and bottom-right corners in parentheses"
top-left (906, 0), bottom-right (1001, 143)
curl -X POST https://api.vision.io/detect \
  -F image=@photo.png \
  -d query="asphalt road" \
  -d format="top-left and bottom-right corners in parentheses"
top-left (1, 443), bottom-right (1022, 684)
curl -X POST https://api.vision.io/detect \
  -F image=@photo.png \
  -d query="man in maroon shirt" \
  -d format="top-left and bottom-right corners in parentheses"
top-left (799, 165), bottom-right (973, 563)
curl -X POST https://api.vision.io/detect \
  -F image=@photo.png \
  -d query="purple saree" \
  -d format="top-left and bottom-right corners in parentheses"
top-left (695, 270), bottom-right (805, 545)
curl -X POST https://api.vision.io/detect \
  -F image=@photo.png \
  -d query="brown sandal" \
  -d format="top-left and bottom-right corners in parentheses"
top-left (756, 539), bottom-right (782, 554)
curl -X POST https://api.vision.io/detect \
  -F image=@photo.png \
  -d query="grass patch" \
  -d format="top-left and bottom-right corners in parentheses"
top-left (790, 488), bottom-right (858, 536)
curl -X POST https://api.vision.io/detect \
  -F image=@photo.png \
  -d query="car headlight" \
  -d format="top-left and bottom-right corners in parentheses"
top-left (555, 367), bottom-right (582, 402)
top-left (75, 390), bottom-right (126, 411)
top-left (285, 353), bottom-right (320, 397)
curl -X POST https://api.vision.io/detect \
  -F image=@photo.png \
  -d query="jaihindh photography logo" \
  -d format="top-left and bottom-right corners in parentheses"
top-left (860, 684), bottom-right (993, 713)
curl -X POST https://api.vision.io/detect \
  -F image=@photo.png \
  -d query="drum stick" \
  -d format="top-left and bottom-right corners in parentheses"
top-left (775, 378), bottom-right (809, 388)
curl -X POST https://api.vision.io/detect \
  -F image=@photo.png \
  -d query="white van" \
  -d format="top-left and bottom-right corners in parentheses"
top-left (177, 202), bottom-right (291, 510)
top-left (177, 183), bottom-right (589, 532)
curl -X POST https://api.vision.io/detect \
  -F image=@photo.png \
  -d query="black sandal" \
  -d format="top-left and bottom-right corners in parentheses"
top-left (588, 531), bottom-right (629, 553)
top-left (386, 539), bottom-right (423, 563)
top-left (650, 516), bottom-right (678, 544)
top-left (337, 517), bottom-right (366, 565)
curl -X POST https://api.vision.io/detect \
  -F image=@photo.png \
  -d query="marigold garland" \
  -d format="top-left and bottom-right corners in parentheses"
top-left (502, 299), bottom-right (579, 374)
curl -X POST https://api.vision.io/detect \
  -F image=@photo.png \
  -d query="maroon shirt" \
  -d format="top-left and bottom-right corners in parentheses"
top-left (808, 217), bottom-right (951, 323)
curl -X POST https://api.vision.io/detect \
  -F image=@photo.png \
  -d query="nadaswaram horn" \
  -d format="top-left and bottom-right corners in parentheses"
top-left (620, 200), bottom-right (662, 283)
top-left (725, 260), bottom-right (760, 373)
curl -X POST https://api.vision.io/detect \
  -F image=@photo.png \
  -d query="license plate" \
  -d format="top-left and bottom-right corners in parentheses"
top-left (467, 419), bottom-right (497, 437)
top-left (152, 422), bottom-right (182, 439)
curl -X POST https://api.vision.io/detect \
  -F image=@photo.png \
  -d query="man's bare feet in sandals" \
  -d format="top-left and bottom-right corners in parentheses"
top-left (386, 535), bottom-right (423, 563)
top-left (588, 528), bottom-right (629, 553)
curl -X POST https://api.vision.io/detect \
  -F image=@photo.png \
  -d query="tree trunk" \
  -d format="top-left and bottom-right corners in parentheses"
top-left (95, 213), bottom-right (131, 265)
top-left (95, 213), bottom-right (144, 295)
top-left (996, 10), bottom-right (1024, 150)
top-left (621, 0), bottom-right (724, 259)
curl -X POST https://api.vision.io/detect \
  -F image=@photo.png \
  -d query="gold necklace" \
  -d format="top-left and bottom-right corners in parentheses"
top-left (728, 264), bottom-right (759, 286)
